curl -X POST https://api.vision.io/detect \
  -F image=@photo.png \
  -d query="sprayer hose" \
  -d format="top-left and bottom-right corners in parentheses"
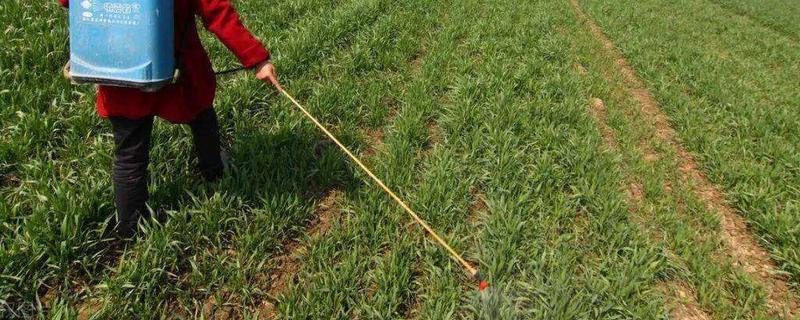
top-left (278, 87), bottom-right (480, 279)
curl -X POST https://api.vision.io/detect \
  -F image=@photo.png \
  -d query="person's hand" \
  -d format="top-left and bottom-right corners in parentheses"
top-left (254, 60), bottom-right (281, 91)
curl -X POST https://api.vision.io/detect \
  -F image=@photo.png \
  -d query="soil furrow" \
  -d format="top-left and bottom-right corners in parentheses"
top-left (586, 98), bottom-right (711, 320)
top-left (658, 281), bottom-right (712, 320)
top-left (587, 98), bottom-right (619, 151)
top-left (257, 190), bottom-right (343, 318)
top-left (569, 0), bottom-right (799, 316)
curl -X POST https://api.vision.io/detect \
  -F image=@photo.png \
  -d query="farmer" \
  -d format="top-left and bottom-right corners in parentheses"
top-left (58, 0), bottom-right (279, 238)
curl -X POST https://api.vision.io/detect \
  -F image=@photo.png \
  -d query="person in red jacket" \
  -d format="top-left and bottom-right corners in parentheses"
top-left (58, 0), bottom-right (280, 238)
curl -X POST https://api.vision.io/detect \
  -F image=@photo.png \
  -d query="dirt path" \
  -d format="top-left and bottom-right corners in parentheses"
top-left (569, 0), bottom-right (799, 317)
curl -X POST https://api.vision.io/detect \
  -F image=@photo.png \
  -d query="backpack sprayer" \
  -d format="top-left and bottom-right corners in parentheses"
top-left (63, 0), bottom-right (489, 292)
top-left (66, 0), bottom-right (177, 91)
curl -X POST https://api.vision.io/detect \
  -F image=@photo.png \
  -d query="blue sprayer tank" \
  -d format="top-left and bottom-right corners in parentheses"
top-left (69, 0), bottom-right (175, 91)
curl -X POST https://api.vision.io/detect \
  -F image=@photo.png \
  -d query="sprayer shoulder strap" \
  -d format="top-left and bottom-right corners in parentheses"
top-left (175, 14), bottom-right (195, 70)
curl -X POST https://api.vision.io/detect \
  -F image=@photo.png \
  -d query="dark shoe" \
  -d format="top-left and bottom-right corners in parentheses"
top-left (198, 149), bottom-right (230, 182)
top-left (115, 219), bottom-right (137, 240)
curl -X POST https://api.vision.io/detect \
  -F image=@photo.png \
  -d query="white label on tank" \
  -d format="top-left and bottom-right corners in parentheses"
top-left (81, 2), bottom-right (140, 26)
top-left (103, 3), bottom-right (141, 15)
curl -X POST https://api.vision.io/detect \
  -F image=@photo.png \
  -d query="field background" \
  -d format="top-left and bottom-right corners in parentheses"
top-left (1, 0), bottom-right (798, 319)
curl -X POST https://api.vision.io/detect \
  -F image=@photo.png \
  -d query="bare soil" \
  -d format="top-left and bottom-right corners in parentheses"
top-left (658, 281), bottom-right (712, 320)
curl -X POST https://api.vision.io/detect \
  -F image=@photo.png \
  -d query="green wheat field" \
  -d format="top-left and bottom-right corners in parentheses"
top-left (1, 0), bottom-right (799, 318)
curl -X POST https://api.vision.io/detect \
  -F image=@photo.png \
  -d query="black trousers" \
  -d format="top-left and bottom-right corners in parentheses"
top-left (109, 108), bottom-right (223, 238)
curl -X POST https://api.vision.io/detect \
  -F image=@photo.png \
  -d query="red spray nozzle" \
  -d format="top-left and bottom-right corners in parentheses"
top-left (473, 271), bottom-right (489, 291)
top-left (479, 280), bottom-right (490, 291)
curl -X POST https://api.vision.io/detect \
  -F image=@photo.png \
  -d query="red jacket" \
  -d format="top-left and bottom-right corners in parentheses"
top-left (59, 0), bottom-right (270, 123)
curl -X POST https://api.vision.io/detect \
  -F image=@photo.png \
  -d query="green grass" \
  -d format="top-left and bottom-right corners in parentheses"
top-left (578, 0), bottom-right (800, 290)
top-left (711, 0), bottom-right (800, 39)
top-left (1, 0), bottom-right (798, 319)
top-left (566, 3), bottom-right (778, 316)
